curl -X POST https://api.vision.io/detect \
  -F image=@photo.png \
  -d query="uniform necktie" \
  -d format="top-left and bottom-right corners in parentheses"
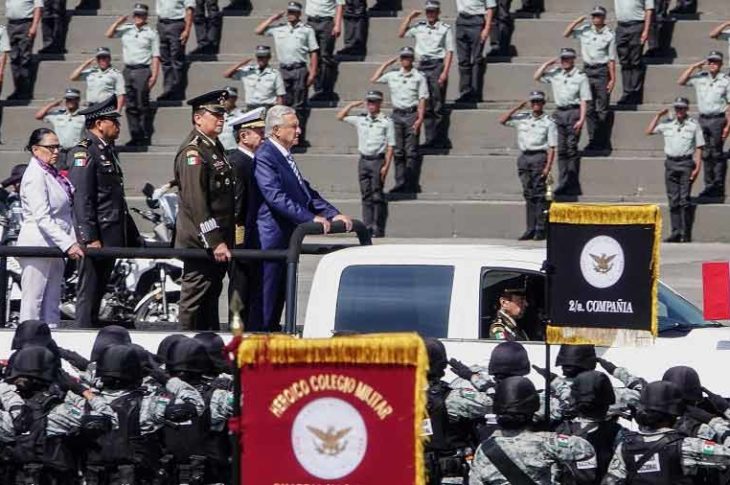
top-left (286, 153), bottom-right (304, 187)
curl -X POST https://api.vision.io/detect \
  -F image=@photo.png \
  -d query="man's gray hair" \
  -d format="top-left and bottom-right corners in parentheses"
top-left (265, 105), bottom-right (297, 137)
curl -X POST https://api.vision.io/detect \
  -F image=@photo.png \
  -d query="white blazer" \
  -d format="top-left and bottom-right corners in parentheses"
top-left (17, 158), bottom-right (77, 252)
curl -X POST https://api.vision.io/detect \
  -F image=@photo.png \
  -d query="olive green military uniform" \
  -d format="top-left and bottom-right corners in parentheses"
top-left (174, 129), bottom-right (235, 331)
top-left (488, 310), bottom-right (529, 341)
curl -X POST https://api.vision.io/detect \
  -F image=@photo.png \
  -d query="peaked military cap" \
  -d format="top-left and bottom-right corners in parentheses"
top-left (529, 90), bottom-right (546, 102)
top-left (365, 90), bottom-right (384, 101)
top-left (78, 95), bottom-right (122, 120)
top-left (64, 88), bottom-right (81, 99)
top-left (230, 106), bottom-right (267, 130)
top-left (425, 0), bottom-right (441, 10)
top-left (559, 47), bottom-right (577, 58)
top-left (187, 89), bottom-right (229, 114)
top-left (95, 46), bottom-right (112, 57)
top-left (132, 3), bottom-right (149, 14)
top-left (707, 50), bottom-right (724, 62)
top-left (399, 46), bottom-right (415, 58)
top-left (590, 5), bottom-right (607, 16)
top-left (673, 96), bottom-right (690, 109)
top-left (255, 45), bottom-right (272, 57)
top-left (287, 1), bottom-right (303, 12)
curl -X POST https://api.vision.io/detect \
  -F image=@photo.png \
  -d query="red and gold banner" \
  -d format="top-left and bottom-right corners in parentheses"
top-left (237, 333), bottom-right (428, 485)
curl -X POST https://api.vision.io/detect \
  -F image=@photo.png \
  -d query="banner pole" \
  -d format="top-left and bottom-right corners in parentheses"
top-left (543, 206), bottom-right (552, 424)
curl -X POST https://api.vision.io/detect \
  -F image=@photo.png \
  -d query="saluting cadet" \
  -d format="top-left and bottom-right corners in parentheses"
top-left (106, 3), bottom-right (161, 147)
top-left (645, 97), bottom-right (704, 243)
top-left (5, 0), bottom-right (42, 100)
top-left (613, 0), bottom-right (654, 105)
top-left (337, 90), bottom-right (395, 237)
top-left (337, 0), bottom-right (368, 59)
top-left (454, 0), bottom-right (495, 103)
top-left (710, 21), bottom-right (730, 61)
top-left (219, 85), bottom-right (243, 151)
top-left (191, 0), bottom-right (222, 55)
top-left (399, 1), bottom-right (454, 148)
top-left (68, 95), bottom-right (140, 328)
top-left (371, 47), bottom-right (429, 194)
top-left (156, 0), bottom-right (194, 101)
top-left (534, 48), bottom-right (591, 199)
top-left (499, 90), bottom-right (557, 241)
top-left (223, 45), bottom-right (286, 110)
top-left (255, 2), bottom-right (320, 147)
top-left (69, 47), bottom-right (126, 110)
top-left (305, 0), bottom-right (344, 101)
top-left (174, 90), bottom-right (235, 331)
top-left (564, 6), bottom-right (617, 152)
top-left (34, 88), bottom-right (86, 168)
top-left (677, 51), bottom-right (730, 202)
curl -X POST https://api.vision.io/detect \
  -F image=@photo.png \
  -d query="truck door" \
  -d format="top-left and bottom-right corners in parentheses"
top-left (479, 268), bottom-right (546, 341)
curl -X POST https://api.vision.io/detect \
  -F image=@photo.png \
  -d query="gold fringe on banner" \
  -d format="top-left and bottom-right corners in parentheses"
top-left (238, 333), bottom-right (429, 485)
top-left (546, 203), bottom-right (662, 347)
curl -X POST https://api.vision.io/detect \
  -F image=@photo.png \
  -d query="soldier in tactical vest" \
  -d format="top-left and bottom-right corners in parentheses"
top-left (469, 376), bottom-right (597, 484)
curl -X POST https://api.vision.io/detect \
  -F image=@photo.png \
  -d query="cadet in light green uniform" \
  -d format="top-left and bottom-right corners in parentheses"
top-left (500, 90), bottom-right (557, 241)
top-left (338, 90), bottom-right (395, 237)
top-left (305, 0), bottom-right (344, 100)
top-left (455, 0), bottom-right (494, 103)
top-left (34, 88), bottom-right (86, 169)
top-left (6, 0), bottom-right (42, 99)
top-left (399, 0), bottom-right (454, 147)
top-left (646, 97), bottom-right (705, 243)
top-left (156, 0), bottom-right (194, 100)
top-left (223, 45), bottom-right (286, 110)
top-left (69, 47), bottom-right (126, 109)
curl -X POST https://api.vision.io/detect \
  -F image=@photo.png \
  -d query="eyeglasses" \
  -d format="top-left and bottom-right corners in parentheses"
top-left (36, 144), bottom-right (61, 151)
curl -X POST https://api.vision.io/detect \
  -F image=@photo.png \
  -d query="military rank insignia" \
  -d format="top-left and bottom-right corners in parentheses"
top-left (186, 150), bottom-right (202, 166)
top-left (73, 153), bottom-right (88, 167)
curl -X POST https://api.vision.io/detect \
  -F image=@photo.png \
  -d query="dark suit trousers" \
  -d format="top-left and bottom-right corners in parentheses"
top-left (246, 260), bottom-right (285, 332)
top-left (76, 256), bottom-right (115, 328)
top-left (179, 258), bottom-right (227, 331)
top-left (281, 64), bottom-right (310, 142)
top-left (342, 0), bottom-right (368, 56)
top-left (699, 115), bottom-right (728, 197)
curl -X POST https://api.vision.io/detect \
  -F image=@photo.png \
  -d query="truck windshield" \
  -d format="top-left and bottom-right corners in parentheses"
top-left (334, 265), bottom-right (454, 337)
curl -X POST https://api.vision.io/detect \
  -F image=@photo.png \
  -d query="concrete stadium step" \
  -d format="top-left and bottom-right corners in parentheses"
top-left (2, 59), bottom-right (706, 106)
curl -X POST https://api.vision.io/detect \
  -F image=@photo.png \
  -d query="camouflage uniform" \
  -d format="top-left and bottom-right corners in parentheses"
top-left (0, 382), bottom-right (31, 439)
top-left (488, 310), bottom-right (529, 341)
top-left (468, 429), bottom-right (596, 484)
top-left (550, 366), bottom-right (641, 418)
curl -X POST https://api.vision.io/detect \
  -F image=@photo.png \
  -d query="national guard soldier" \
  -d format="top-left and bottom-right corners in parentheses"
top-left (710, 21), bottom-right (730, 61)
top-left (156, 0), bottom-right (194, 101)
top-left (454, 0), bottom-right (495, 103)
top-left (603, 381), bottom-right (730, 484)
top-left (174, 89), bottom-right (235, 331)
top-left (255, 2), bottom-right (320, 147)
top-left (68, 95), bottom-right (140, 328)
top-left (645, 97), bottom-right (704, 242)
top-left (564, 6), bottom-right (617, 152)
top-left (488, 0), bottom-right (512, 58)
top-left (534, 48), bottom-right (591, 199)
top-left (305, 0), bottom-right (344, 102)
top-left (219, 85), bottom-right (244, 152)
top-left (337, 0), bottom-right (368, 59)
top-left (399, 1), bottom-right (454, 148)
top-left (223, 45), bottom-right (286, 111)
top-left (106, 3), bottom-right (161, 147)
top-left (613, 0), bottom-right (654, 105)
top-left (337, 89), bottom-right (395, 237)
top-left (371, 47), bottom-right (428, 194)
top-left (5, 0), bottom-right (42, 100)
top-left (468, 376), bottom-right (597, 485)
top-left (34, 88), bottom-right (85, 169)
top-left (499, 90), bottom-right (557, 241)
top-left (677, 50), bottom-right (730, 202)
top-left (69, 47), bottom-right (127, 110)
top-left (487, 282), bottom-right (530, 341)
top-left (191, 0), bottom-right (222, 55)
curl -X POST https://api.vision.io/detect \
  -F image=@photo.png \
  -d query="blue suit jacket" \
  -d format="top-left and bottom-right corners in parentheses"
top-left (250, 139), bottom-right (339, 249)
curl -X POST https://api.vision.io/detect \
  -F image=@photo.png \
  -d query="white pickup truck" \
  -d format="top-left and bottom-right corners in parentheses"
top-left (303, 244), bottom-right (730, 395)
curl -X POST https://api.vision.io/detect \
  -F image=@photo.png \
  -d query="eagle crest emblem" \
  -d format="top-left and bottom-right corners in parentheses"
top-left (590, 253), bottom-right (616, 274)
top-left (307, 426), bottom-right (352, 456)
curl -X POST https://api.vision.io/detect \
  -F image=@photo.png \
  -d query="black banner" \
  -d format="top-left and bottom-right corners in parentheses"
top-left (547, 223), bottom-right (655, 331)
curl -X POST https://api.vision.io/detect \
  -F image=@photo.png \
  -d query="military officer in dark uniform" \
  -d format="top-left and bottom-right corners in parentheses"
top-left (68, 95), bottom-right (140, 328)
top-left (488, 282), bottom-right (530, 341)
top-left (226, 107), bottom-right (266, 323)
top-left (174, 89), bottom-right (235, 331)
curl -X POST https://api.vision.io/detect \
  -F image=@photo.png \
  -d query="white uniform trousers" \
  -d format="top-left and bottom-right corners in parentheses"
top-left (19, 257), bottom-right (64, 324)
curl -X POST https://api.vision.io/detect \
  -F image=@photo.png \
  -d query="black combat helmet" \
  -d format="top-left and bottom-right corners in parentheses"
top-left (662, 366), bottom-right (702, 403)
top-left (194, 332), bottom-right (229, 374)
top-left (493, 376), bottom-right (540, 416)
top-left (640, 381), bottom-right (685, 417)
top-left (556, 344), bottom-right (596, 372)
top-left (488, 341), bottom-right (530, 377)
top-left (90, 325), bottom-right (131, 362)
top-left (96, 345), bottom-right (142, 383)
top-left (11, 320), bottom-right (55, 351)
top-left (166, 338), bottom-right (213, 375)
top-left (156, 334), bottom-right (187, 364)
top-left (571, 370), bottom-right (616, 408)
top-left (7, 345), bottom-right (58, 384)
top-left (424, 338), bottom-right (447, 380)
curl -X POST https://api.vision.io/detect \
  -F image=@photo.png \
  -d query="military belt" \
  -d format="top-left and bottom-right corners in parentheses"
top-left (7, 18), bottom-right (31, 24)
top-left (699, 113), bottom-right (726, 119)
top-left (360, 153), bottom-right (385, 161)
top-left (583, 63), bottom-right (608, 69)
top-left (556, 104), bottom-right (580, 111)
top-left (419, 57), bottom-right (444, 67)
top-left (457, 12), bottom-right (486, 20)
top-left (280, 62), bottom-right (307, 70)
top-left (393, 106), bottom-right (418, 114)
top-left (158, 18), bottom-right (184, 23)
top-left (308, 15), bottom-right (334, 21)
top-left (666, 155), bottom-right (693, 162)
top-left (125, 64), bottom-right (150, 70)
top-left (522, 150), bottom-right (547, 155)
top-left (618, 20), bottom-right (643, 26)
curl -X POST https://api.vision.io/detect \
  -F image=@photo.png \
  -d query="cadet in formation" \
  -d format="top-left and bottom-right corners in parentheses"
top-left (223, 45), bottom-right (286, 111)
top-left (613, 0), bottom-right (654, 105)
top-left (34, 88), bottom-right (86, 168)
top-left (306, 0), bottom-right (344, 102)
top-left (337, 89), bottom-right (395, 238)
top-left (69, 47), bottom-right (126, 110)
top-left (337, 0), bottom-right (369, 59)
top-left (218, 86), bottom-right (244, 152)
top-left (499, 90), bottom-right (557, 241)
top-left (191, 0), bottom-right (223, 55)
top-left (645, 97), bottom-right (705, 242)
top-left (156, 0), bottom-right (194, 101)
top-left (5, 0), bottom-right (42, 100)
top-left (454, 0), bottom-right (494, 103)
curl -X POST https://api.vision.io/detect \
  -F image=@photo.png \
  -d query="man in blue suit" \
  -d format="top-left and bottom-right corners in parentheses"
top-left (248, 105), bottom-right (353, 331)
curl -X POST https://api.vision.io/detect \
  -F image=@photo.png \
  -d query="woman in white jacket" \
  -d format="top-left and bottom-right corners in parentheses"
top-left (18, 128), bottom-right (85, 325)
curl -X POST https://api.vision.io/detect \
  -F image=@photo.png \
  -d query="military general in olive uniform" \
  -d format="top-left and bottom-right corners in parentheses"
top-left (68, 95), bottom-right (140, 328)
top-left (488, 283), bottom-right (530, 341)
top-left (174, 89), bottom-right (235, 331)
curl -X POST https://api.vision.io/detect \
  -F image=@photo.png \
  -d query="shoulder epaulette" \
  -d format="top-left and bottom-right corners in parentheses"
top-left (416, 20), bottom-right (427, 26)
top-left (77, 138), bottom-right (92, 148)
